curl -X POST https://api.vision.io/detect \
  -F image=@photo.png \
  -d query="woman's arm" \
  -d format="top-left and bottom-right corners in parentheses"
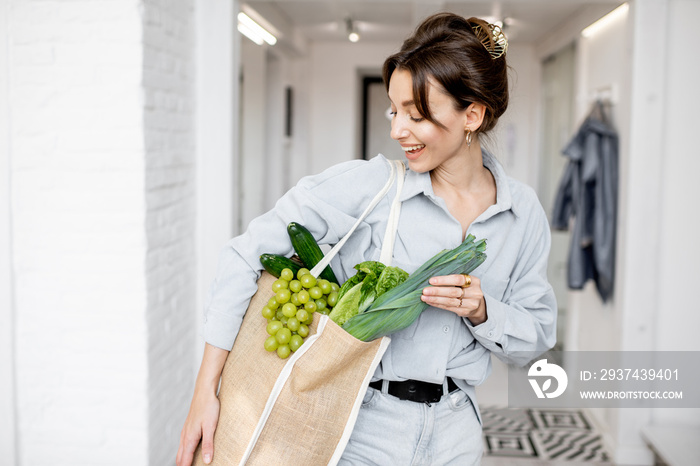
top-left (465, 210), bottom-right (557, 366)
top-left (176, 343), bottom-right (229, 466)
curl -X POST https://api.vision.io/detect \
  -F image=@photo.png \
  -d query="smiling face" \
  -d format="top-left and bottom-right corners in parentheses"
top-left (387, 68), bottom-right (470, 173)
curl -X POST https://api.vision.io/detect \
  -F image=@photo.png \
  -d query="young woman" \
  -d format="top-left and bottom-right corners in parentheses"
top-left (177, 13), bottom-right (556, 466)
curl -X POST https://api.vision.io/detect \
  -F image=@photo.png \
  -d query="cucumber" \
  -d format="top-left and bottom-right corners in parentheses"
top-left (287, 222), bottom-right (339, 284)
top-left (259, 253), bottom-right (303, 278)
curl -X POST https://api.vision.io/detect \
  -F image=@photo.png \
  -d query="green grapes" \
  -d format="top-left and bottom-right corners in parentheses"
top-left (289, 335), bottom-right (304, 352)
top-left (277, 344), bottom-right (291, 359)
top-left (289, 280), bottom-right (302, 293)
top-left (261, 267), bottom-right (339, 359)
top-left (300, 274), bottom-right (317, 289)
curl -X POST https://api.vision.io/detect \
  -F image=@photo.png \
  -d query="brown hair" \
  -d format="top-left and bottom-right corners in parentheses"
top-left (382, 13), bottom-right (509, 134)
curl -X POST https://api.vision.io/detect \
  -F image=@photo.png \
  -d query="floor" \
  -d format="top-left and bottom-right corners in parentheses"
top-left (480, 406), bottom-right (612, 465)
top-left (476, 357), bottom-right (614, 465)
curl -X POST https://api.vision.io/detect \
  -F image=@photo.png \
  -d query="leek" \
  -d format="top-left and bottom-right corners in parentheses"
top-left (342, 234), bottom-right (487, 341)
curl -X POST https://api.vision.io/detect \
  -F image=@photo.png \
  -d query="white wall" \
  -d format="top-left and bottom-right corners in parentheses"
top-left (308, 40), bottom-right (399, 172)
top-left (240, 39), bottom-right (268, 229)
top-left (287, 54), bottom-right (313, 189)
top-left (647, 0), bottom-right (700, 424)
top-left (654, 0), bottom-right (700, 355)
top-left (238, 41), bottom-right (300, 226)
top-left (0, 0), bottom-right (17, 462)
top-left (194, 0), bottom-right (238, 374)
top-left (3, 0), bottom-right (206, 463)
top-left (142, 0), bottom-right (197, 463)
top-left (492, 43), bottom-right (540, 187)
top-left (264, 53), bottom-right (289, 207)
top-left (7, 1), bottom-right (149, 463)
top-left (237, 2), bottom-right (310, 195)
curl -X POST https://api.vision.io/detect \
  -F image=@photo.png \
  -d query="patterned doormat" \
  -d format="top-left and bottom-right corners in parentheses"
top-left (481, 407), bottom-right (612, 463)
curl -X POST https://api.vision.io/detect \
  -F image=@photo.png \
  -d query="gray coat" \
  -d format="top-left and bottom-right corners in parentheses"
top-left (552, 106), bottom-right (618, 302)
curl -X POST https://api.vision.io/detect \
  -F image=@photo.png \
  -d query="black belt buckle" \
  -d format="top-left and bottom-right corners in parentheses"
top-left (371, 378), bottom-right (454, 404)
top-left (398, 380), bottom-right (443, 403)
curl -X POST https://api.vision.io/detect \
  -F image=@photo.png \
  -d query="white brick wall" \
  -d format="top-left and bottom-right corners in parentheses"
top-left (9, 0), bottom-right (149, 463)
top-left (1, 0), bottom-right (18, 462)
top-left (141, 0), bottom-right (196, 464)
top-left (7, 0), bottom-right (197, 463)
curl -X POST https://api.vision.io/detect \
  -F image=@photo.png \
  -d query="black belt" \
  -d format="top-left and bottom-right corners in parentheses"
top-left (369, 378), bottom-right (459, 404)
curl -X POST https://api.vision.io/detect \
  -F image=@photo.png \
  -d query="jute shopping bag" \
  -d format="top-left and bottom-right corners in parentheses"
top-left (193, 159), bottom-right (405, 465)
top-left (193, 271), bottom-right (390, 465)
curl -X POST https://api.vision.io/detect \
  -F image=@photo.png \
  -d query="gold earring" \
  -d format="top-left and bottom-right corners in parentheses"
top-left (465, 129), bottom-right (473, 147)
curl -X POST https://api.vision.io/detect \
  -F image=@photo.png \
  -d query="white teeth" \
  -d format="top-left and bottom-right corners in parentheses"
top-left (402, 144), bottom-right (425, 152)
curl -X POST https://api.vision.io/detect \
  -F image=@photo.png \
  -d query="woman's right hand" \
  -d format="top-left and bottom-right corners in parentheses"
top-left (176, 389), bottom-right (220, 466)
top-left (176, 343), bottom-right (229, 466)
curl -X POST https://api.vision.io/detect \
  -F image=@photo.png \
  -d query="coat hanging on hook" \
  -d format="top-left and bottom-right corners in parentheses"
top-left (551, 101), bottom-right (619, 302)
top-left (589, 99), bottom-right (612, 125)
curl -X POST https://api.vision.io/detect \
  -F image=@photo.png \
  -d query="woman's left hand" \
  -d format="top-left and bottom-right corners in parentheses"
top-left (421, 274), bottom-right (488, 325)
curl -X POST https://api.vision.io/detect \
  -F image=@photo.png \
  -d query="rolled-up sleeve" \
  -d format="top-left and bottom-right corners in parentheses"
top-left (467, 205), bottom-right (557, 367)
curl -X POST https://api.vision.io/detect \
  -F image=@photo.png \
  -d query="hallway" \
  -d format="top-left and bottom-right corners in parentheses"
top-left (2, 1), bottom-right (700, 464)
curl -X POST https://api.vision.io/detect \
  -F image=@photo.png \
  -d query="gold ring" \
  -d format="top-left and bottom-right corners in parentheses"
top-left (461, 274), bottom-right (472, 288)
top-left (458, 296), bottom-right (463, 307)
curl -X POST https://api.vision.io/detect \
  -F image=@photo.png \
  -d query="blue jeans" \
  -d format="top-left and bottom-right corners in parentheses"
top-left (338, 383), bottom-right (483, 465)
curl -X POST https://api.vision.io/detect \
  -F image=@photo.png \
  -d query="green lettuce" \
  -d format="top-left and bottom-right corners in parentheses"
top-left (329, 261), bottom-right (408, 327)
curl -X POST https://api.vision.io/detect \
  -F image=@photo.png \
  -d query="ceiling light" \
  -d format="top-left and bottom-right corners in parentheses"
top-left (581, 3), bottom-right (629, 38)
top-left (238, 12), bottom-right (277, 46)
top-left (238, 21), bottom-right (264, 45)
top-left (346, 18), bottom-right (360, 43)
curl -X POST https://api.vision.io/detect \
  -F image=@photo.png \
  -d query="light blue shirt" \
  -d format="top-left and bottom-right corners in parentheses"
top-left (204, 152), bottom-right (557, 405)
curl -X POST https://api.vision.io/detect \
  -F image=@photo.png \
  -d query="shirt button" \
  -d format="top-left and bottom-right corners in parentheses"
top-left (488, 331), bottom-right (494, 337)
top-left (443, 325), bottom-right (450, 333)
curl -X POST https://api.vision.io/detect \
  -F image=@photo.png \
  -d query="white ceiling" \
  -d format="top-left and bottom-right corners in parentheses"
top-left (246, 0), bottom-right (623, 46)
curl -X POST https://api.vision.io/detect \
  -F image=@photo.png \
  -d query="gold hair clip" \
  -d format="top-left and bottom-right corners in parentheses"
top-left (472, 23), bottom-right (508, 59)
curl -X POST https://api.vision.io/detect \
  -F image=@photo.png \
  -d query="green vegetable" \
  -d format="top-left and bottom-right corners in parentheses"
top-left (375, 266), bottom-right (410, 298)
top-left (342, 234), bottom-right (487, 341)
top-left (329, 261), bottom-right (408, 327)
top-left (328, 282), bottom-right (363, 326)
top-left (259, 253), bottom-right (304, 278)
top-left (287, 222), bottom-right (339, 284)
top-left (336, 261), bottom-right (385, 303)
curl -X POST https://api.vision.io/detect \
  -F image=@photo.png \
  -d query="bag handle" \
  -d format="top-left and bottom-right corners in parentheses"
top-left (309, 159), bottom-right (406, 278)
top-left (379, 161), bottom-right (405, 266)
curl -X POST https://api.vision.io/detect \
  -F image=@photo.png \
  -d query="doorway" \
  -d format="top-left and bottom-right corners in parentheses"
top-left (361, 75), bottom-right (404, 161)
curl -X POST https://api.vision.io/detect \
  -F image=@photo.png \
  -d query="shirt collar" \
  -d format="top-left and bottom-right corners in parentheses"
top-left (398, 150), bottom-right (518, 218)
